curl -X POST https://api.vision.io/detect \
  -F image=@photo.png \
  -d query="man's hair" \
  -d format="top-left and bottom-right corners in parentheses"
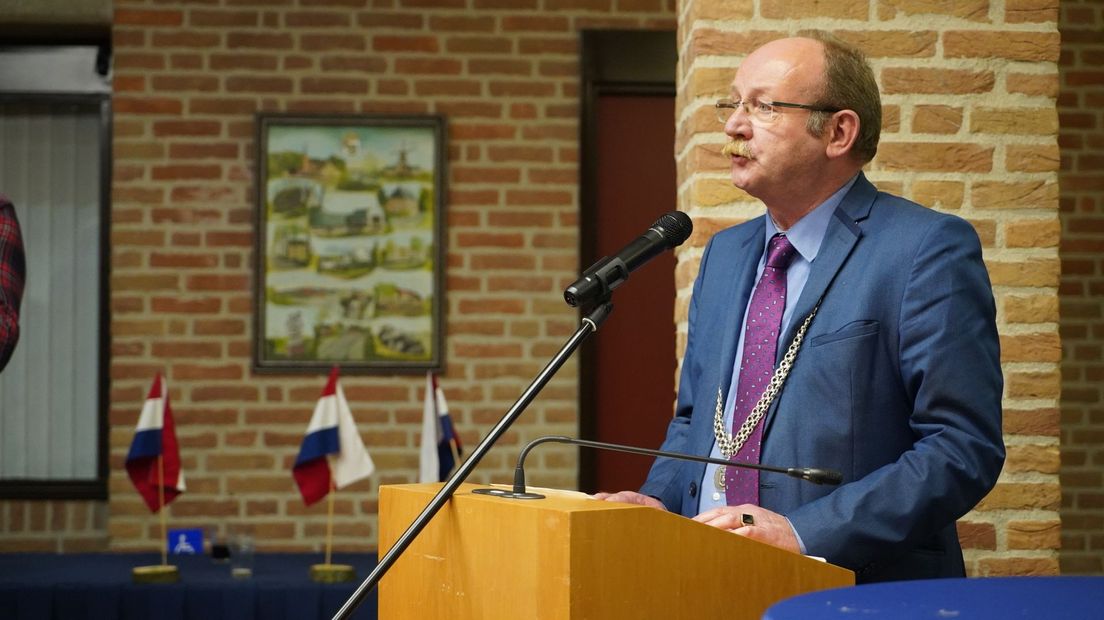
top-left (802, 30), bottom-right (882, 163)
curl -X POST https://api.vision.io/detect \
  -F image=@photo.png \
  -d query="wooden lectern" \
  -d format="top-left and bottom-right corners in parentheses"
top-left (378, 483), bottom-right (853, 619)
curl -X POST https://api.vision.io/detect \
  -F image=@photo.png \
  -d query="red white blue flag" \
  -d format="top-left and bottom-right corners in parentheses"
top-left (125, 374), bottom-right (186, 513)
top-left (293, 367), bottom-right (375, 506)
top-left (419, 372), bottom-right (463, 483)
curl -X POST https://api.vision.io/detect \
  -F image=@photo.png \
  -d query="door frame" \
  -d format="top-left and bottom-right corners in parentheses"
top-left (578, 30), bottom-right (677, 492)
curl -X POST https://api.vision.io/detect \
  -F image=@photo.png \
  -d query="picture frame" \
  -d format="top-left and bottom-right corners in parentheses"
top-left (252, 114), bottom-right (446, 373)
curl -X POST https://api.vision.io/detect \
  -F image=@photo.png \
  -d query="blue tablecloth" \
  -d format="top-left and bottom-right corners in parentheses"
top-left (0, 553), bottom-right (378, 620)
top-left (764, 576), bottom-right (1104, 619)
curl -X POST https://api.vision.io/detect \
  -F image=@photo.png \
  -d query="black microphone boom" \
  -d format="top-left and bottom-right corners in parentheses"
top-left (564, 211), bottom-right (693, 308)
top-left (473, 435), bottom-right (843, 500)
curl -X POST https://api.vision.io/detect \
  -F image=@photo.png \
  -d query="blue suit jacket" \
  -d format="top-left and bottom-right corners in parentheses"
top-left (639, 174), bottom-right (1005, 583)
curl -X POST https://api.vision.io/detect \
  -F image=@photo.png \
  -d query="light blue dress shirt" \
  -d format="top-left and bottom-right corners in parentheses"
top-left (698, 175), bottom-right (859, 517)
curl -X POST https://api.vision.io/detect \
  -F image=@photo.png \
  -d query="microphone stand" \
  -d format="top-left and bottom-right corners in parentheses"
top-left (474, 435), bottom-right (842, 500)
top-left (330, 302), bottom-right (614, 620)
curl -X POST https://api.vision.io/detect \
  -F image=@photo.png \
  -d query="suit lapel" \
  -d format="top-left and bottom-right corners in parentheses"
top-left (763, 175), bottom-right (876, 430)
top-left (777, 175), bottom-right (875, 357)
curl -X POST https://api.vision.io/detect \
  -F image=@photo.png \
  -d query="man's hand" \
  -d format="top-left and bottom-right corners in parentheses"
top-left (592, 491), bottom-right (667, 511)
top-left (693, 505), bottom-right (800, 553)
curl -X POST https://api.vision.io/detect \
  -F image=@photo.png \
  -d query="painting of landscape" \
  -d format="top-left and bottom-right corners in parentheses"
top-left (253, 115), bottom-right (445, 372)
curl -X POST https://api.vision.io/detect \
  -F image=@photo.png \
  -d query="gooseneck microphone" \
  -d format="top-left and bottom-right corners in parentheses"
top-left (564, 211), bottom-right (693, 308)
top-left (473, 435), bottom-right (843, 500)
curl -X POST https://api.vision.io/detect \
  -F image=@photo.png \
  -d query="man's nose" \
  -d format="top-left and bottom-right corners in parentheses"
top-left (725, 107), bottom-right (751, 138)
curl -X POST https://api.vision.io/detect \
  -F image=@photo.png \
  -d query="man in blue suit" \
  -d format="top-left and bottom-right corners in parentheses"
top-left (595, 32), bottom-right (1004, 583)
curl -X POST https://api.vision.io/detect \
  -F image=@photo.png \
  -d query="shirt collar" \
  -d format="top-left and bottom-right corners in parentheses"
top-left (764, 174), bottom-right (859, 263)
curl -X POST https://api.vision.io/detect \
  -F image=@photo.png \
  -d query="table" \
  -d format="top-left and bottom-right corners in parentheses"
top-left (763, 576), bottom-right (1104, 619)
top-left (0, 552), bottom-right (378, 620)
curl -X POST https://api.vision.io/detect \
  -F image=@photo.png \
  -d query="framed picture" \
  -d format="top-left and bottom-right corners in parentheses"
top-left (253, 114), bottom-right (446, 373)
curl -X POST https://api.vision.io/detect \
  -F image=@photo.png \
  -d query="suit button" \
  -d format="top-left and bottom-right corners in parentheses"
top-left (689, 481), bottom-right (698, 498)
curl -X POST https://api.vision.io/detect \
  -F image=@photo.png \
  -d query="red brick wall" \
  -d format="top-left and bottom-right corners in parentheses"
top-left (1059, 0), bottom-right (1104, 576)
top-left (1, 0), bottom-right (676, 552)
top-left (107, 0), bottom-right (678, 552)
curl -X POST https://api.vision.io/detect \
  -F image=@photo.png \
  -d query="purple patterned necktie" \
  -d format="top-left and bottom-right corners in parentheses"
top-left (726, 234), bottom-right (798, 506)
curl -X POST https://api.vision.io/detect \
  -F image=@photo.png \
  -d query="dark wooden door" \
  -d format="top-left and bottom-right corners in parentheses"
top-left (591, 94), bottom-right (677, 493)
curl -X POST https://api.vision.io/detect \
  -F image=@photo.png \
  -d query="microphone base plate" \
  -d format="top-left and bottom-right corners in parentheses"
top-left (471, 487), bottom-right (545, 500)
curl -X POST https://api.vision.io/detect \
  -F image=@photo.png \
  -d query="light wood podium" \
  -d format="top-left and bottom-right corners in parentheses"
top-left (378, 483), bottom-right (853, 619)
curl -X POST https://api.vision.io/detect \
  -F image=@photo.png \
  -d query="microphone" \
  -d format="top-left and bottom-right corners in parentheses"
top-left (564, 211), bottom-right (693, 308)
top-left (473, 435), bottom-right (843, 500)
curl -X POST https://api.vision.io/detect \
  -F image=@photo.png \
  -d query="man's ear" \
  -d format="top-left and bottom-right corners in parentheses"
top-left (825, 110), bottom-right (860, 160)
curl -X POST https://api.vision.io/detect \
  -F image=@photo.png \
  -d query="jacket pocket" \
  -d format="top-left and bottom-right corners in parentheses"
top-left (809, 320), bottom-right (879, 347)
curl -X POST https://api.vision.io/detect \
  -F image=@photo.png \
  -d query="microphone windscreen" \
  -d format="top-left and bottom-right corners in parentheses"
top-left (652, 211), bottom-right (693, 248)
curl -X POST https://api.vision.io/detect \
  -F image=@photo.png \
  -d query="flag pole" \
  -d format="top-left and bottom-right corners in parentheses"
top-left (325, 480), bottom-right (336, 566)
top-left (449, 439), bottom-right (461, 476)
top-left (310, 478), bottom-right (356, 583)
top-left (158, 453), bottom-right (168, 566)
top-left (132, 451), bottom-right (179, 583)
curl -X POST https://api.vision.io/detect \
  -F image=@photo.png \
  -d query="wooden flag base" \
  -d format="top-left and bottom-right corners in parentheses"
top-left (132, 564), bottom-right (179, 584)
top-left (310, 563), bottom-right (356, 583)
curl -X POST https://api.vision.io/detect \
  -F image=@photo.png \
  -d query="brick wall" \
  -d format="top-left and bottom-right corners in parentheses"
top-left (1059, 0), bottom-right (1104, 576)
top-left (676, 0), bottom-right (1061, 576)
top-left (105, 0), bottom-right (679, 552)
top-left (1, 0), bottom-right (677, 552)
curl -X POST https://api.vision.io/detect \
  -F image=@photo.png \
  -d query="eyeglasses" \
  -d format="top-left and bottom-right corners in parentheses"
top-left (715, 98), bottom-right (841, 124)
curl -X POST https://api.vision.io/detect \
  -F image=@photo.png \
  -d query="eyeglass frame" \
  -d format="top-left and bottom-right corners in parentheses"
top-left (715, 97), bottom-right (842, 124)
